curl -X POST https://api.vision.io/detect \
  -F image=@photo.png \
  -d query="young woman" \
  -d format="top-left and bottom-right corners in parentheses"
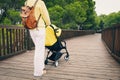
top-left (24, 0), bottom-right (51, 79)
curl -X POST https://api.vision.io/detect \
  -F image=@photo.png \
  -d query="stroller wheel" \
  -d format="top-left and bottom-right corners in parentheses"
top-left (45, 59), bottom-right (48, 65)
top-left (64, 55), bottom-right (69, 61)
top-left (54, 61), bottom-right (59, 67)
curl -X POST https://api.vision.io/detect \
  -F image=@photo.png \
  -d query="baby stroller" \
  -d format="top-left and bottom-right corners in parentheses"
top-left (45, 24), bottom-right (69, 67)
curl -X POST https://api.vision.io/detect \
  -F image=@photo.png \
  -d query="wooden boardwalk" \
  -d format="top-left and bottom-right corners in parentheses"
top-left (0, 34), bottom-right (120, 80)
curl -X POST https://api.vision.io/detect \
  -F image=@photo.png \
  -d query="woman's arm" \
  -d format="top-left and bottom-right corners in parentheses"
top-left (40, 1), bottom-right (51, 26)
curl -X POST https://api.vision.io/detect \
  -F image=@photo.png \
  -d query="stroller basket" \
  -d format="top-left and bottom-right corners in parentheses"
top-left (46, 40), bottom-right (63, 52)
top-left (48, 52), bottom-right (63, 61)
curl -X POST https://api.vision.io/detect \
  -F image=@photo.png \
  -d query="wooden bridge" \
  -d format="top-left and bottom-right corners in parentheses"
top-left (0, 34), bottom-right (120, 80)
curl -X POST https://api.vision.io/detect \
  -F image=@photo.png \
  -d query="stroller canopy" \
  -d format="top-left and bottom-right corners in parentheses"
top-left (45, 24), bottom-right (62, 46)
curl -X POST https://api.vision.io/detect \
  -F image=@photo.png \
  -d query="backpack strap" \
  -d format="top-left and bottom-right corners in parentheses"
top-left (25, 0), bottom-right (39, 7)
top-left (33, 0), bottom-right (39, 7)
top-left (34, 0), bottom-right (41, 27)
top-left (36, 14), bottom-right (41, 26)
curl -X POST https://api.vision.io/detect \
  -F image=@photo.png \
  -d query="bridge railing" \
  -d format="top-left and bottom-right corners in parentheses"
top-left (102, 24), bottom-right (120, 62)
top-left (0, 25), bottom-right (95, 60)
top-left (0, 25), bottom-right (34, 60)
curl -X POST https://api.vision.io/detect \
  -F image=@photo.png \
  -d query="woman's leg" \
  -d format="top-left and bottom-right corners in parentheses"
top-left (29, 28), bottom-right (45, 76)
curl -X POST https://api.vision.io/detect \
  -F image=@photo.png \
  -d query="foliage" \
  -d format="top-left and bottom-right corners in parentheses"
top-left (45, 0), bottom-right (97, 30)
top-left (3, 17), bottom-right (11, 25)
top-left (98, 11), bottom-right (120, 28)
top-left (2, 0), bottom-right (120, 30)
top-left (7, 9), bottom-right (21, 24)
top-left (48, 5), bottom-right (65, 28)
top-left (63, 1), bottom-right (87, 29)
top-left (0, 0), bottom-right (25, 25)
top-left (0, 0), bottom-right (97, 30)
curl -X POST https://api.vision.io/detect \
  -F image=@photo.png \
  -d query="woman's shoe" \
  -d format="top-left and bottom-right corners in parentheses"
top-left (43, 69), bottom-right (46, 75)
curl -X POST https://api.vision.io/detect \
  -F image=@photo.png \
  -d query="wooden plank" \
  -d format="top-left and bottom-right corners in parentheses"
top-left (0, 75), bottom-right (30, 80)
top-left (0, 34), bottom-right (120, 80)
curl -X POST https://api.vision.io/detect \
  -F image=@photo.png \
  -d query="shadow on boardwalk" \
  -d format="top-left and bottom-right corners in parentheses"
top-left (0, 34), bottom-right (120, 80)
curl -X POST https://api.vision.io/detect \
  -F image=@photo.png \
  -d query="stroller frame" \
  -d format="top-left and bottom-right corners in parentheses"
top-left (45, 25), bottom-right (69, 67)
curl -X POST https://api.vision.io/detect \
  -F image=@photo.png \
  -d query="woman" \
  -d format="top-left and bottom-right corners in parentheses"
top-left (24, 0), bottom-right (51, 79)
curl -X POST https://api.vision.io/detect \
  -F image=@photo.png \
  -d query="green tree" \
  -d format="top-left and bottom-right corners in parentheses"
top-left (0, 0), bottom-right (98, 30)
top-left (48, 5), bottom-right (65, 28)
top-left (45, 0), bottom-right (97, 30)
top-left (3, 17), bottom-right (11, 25)
top-left (0, 0), bottom-right (25, 25)
top-left (7, 9), bottom-right (21, 25)
top-left (99, 20), bottom-right (104, 30)
top-left (83, 0), bottom-right (96, 30)
top-left (63, 1), bottom-right (87, 29)
top-left (98, 11), bottom-right (120, 28)
top-left (104, 12), bottom-right (120, 27)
